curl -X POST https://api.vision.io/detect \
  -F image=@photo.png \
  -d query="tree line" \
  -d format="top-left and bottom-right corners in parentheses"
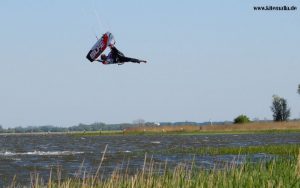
top-left (0, 121), bottom-right (231, 133)
top-left (0, 122), bottom-right (132, 133)
top-left (234, 84), bottom-right (300, 124)
top-left (1, 84), bottom-right (299, 131)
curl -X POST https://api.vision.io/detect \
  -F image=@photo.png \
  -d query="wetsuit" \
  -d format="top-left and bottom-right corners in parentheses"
top-left (102, 47), bottom-right (142, 64)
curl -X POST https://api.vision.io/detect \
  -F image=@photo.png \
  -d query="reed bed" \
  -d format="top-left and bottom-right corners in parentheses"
top-left (125, 121), bottom-right (300, 134)
top-left (8, 146), bottom-right (300, 188)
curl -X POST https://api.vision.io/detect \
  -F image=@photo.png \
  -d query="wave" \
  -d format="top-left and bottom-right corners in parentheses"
top-left (0, 150), bottom-right (84, 156)
top-left (151, 141), bottom-right (161, 144)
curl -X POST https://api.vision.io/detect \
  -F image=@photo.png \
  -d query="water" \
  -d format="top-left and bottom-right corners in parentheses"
top-left (1, 133), bottom-right (300, 186)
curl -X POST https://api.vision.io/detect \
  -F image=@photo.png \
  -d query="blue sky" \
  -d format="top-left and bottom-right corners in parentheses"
top-left (0, 0), bottom-right (299, 127)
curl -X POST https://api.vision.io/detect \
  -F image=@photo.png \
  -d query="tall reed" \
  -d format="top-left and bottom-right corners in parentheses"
top-left (15, 149), bottom-right (300, 188)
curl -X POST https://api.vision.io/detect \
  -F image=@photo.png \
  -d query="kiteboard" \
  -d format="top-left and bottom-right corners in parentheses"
top-left (86, 32), bottom-right (115, 62)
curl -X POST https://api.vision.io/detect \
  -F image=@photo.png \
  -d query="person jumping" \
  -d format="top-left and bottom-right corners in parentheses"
top-left (97, 45), bottom-right (147, 65)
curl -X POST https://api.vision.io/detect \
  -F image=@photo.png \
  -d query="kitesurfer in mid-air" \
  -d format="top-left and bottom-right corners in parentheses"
top-left (97, 45), bottom-right (147, 65)
top-left (86, 31), bottom-right (147, 65)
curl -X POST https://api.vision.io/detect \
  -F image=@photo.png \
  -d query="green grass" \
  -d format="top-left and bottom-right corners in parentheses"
top-left (24, 150), bottom-right (300, 188)
top-left (133, 144), bottom-right (300, 157)
top-left (9, 144), bottom-right (300, 188)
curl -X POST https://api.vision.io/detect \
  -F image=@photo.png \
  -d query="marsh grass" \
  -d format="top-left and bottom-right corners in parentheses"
top-left (160, 144), bottom-right (300, 156)
top-left (125, 121), bottom-right (300, 135)
top-left (12, 153), bottom-right (300, 188)
top-left (8, 146), bottom-right (300, 188)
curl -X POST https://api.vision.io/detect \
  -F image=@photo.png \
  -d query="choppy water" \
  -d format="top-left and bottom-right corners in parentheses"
top-left (1, 133), bottom-right (300, 186)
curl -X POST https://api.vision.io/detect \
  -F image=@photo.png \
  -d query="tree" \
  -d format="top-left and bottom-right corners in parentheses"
top-left (271, 95), bottom-right (291, 121)
top-left (298, 84), bottom-right (300, 95)
top-left (234, 115), bottom-right (251, 124)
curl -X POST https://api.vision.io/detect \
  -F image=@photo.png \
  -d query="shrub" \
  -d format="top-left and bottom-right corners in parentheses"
top-left (234, 115), bottom-right (251, 124)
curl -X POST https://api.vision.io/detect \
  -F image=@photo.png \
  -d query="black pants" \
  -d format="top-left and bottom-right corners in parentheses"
top-left (118, 56), bottom-right (140, 63)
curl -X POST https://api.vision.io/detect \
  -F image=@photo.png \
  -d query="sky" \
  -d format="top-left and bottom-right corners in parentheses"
top-left (0, 0), bottom-right (299, 128)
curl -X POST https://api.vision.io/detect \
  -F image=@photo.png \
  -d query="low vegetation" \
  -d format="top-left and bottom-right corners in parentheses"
top-left (124, 121), bottom-right (300, 134)
top-left (160, 144), bottom-right (300, 156)
top-left (234, 115), bottom-right (251, 124)
top-left (9, 145), bottom-right (300, 188)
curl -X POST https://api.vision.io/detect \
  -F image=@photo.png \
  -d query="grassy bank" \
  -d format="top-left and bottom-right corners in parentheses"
top-left (124, 121), bottom-right (300, 135)
top-left (2, 121), bottom-right (300, 136)
top-left (66, 121), bottom-right (300, 137)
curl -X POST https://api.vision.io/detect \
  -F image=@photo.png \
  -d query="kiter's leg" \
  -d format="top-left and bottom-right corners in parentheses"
top-left (119, 56), bottom-right (147, 63)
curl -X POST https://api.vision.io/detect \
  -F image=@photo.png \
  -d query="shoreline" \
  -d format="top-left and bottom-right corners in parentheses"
top-left (1, 121), bottom-right (300, 136)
